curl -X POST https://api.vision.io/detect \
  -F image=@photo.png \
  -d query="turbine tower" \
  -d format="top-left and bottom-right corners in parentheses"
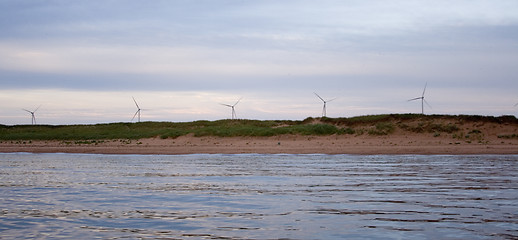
top-left (220, 97), bottom-right (242, 120)
top-left (131, 97), bottom-right (142, 122)
top-left (314, 92), bottom-right (336, 117)
top-left (22, 106), bottom-right (41, 125)
top-left (408, 83), bottom-right (431, 114)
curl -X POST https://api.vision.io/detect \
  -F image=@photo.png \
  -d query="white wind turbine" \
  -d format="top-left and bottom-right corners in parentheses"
top-left (314, 92), bottom-right (336, 117)
top-left (220, 97), bottom-right (242, 120)
top-left (131, 97), bottom-right (143, 122)
top-left (408, 83), bottom-right (431, 114)
top-left (22, 106), bottom-right (41, 125)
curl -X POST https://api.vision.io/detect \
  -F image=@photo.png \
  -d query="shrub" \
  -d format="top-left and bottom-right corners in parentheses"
top-left (307, 124), bottom-right (339, 135)
top-left (431, 123), bottom-right (459, 133)
top-left (160, 129), bottom-right (188, 139)
top-left (401, 122), bottom-right (459, 134)
top-left (498, 134), bottom-right (518, 139)
top-left (368, 122), bottom-right (395, 135)
top-left (468, 129), bottom-right (482, 134)
top-left (339, 127), bottom-right (355, 135)
top-left (280, 124), bottom-right (339, 135)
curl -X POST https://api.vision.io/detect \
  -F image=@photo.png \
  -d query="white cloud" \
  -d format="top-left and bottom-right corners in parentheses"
top-left (1, 1), bottom-right (518, 123)
top-left (0, 41), bottom-right (382, 77)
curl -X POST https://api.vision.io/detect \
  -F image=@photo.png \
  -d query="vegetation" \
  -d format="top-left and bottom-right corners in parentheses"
top-left (368, 122), bottom-right (395, 135)
top-left (498, 134), bottom-right (518, 139)
top-left (399, 122), bottom-right (459, 134)
top-left (0, 114), bottom-right (517, 141)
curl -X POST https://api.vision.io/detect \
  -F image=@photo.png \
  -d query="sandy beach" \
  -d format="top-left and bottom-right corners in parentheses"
top-left (1, 133), bottom-right (517, 155)
top-left (2, 114), bottom-right (518, 155)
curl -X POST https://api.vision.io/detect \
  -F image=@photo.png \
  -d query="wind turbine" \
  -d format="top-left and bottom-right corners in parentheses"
top-left (314, 92), bottom-right (336, 117)
top-left (408, 82), bottom-right (431, 114)
top-left (22, 106), bottom-right (41, 125)
top-left (220, 97), bottom-right (242, 120)
top-left (131, 97), bottom-right (142, 122)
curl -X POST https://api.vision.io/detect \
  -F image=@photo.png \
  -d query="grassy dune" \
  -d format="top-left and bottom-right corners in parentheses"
top-left (1, 114), bottom-right (517, 141)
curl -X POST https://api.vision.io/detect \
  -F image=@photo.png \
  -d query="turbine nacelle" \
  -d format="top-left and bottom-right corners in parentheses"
top-left (132, 97), bottom-right (142, 122)
top-left (314, 92), bottom-right (336, 117)
top-left (220, 97), bottom-right (242, 120)
top-left (22, 105), bottom-right (41, 125)
top-left (408, 83), bottom-right (431, 114)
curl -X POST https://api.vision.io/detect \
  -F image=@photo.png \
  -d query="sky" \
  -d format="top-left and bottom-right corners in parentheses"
top-left (1, 0), bottom-right (518, 125)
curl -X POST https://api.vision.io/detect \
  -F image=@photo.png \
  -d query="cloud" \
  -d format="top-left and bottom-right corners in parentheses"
top-left (0, 41), bottom-right (390, 89)
top-left (1, 37), bottom-right (517, 94)
top-left (1, 0), bottom-right (518, 124)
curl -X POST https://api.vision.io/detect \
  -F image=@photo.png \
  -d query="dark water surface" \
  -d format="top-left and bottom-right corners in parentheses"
top-left (0, 153), bottom-right (517, 239)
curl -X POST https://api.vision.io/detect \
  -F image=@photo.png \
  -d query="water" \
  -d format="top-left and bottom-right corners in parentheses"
top-left (0, 153), bottom-right (517, 239)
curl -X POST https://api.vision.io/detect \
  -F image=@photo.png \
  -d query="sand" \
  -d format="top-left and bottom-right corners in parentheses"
top-left (1, 133), bottom-right (517, 155)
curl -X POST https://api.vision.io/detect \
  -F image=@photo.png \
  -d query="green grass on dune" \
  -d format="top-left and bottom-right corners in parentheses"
top-left (0, 114), bottom-right (517, 141)
top-left (0, 119), bottom-right (320, 140)
top-left (319, 114), bottom-right (518, 125)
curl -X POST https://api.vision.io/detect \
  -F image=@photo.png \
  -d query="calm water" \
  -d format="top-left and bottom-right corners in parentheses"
top-left (0, 153), bottom-right (517, 239)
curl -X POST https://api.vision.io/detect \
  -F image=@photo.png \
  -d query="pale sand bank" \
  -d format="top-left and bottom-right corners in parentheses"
top-left (1, 134), bottom-right (517, 155)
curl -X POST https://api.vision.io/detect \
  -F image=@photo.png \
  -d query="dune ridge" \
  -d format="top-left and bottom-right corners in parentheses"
top-left (1, 114), bottom-right (517, 155)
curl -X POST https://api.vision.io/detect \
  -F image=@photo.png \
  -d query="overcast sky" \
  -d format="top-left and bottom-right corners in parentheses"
top-left (1, 0), bottom-right (517, 125)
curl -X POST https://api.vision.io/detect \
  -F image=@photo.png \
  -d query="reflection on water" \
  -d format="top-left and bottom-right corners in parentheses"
top-left (0, 153), bottom-right (517, 239)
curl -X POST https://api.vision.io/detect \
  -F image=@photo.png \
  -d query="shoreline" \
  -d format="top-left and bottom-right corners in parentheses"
top-left (1, 135), bottom-right (517, 155)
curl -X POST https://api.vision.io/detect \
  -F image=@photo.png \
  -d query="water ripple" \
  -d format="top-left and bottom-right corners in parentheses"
top-left (0, 153), bottom-right (517, 239)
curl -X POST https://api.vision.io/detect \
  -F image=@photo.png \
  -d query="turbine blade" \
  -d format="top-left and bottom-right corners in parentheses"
top-left (131, 110), bottom-right (139, 121)
top-left (220, 103), bottom-right (232, 107)
top-left (314, 92), bottom-right (325, 102)
top-left (422, 82), bottom-right (427, 97)
top-left (22, 109), bottom-right (32, 113)
top-left (327, 97), bottom-right (337, 102)
top-left (407, 97), bottom-right (422, 102)
top-left (514, 102), bottom-right (518, 107)
top-left (424, 99), bottom-right (432, 109)
top-left (233, 97), bottom-right (242, 107)
top-left (132, 97), bottom-right (140, 109)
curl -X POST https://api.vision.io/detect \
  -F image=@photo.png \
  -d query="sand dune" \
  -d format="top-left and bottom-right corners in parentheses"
top-left (2, 115), bottom-right (517, 155)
